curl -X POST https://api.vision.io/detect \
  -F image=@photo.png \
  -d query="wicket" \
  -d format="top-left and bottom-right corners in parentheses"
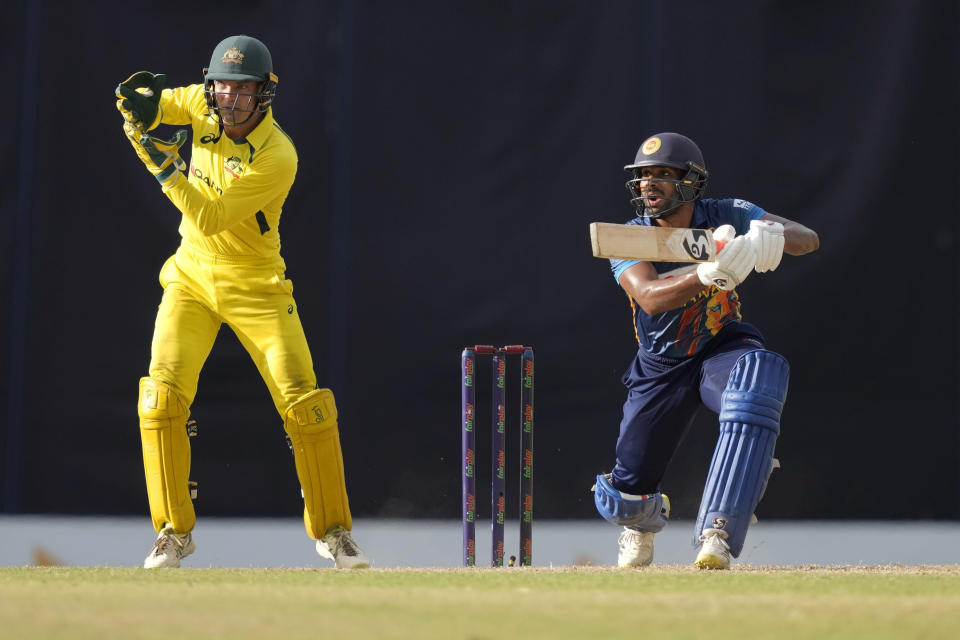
top-left (461, 345), bottom-right (534, 567)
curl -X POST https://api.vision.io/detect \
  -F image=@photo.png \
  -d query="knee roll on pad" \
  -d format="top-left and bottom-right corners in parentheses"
top-left (138, 377), bottom-right (196, 533)
top-left (284, 388), bottom-right (352, 539)
top-left (694, 350), bottom-right (789, 557)
top-left (593, 474), bottom-right (670, 532)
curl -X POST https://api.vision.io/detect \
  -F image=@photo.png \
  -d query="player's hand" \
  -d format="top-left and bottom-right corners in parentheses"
top-left (116, 71), bottom-right (165, 132)
top-left (123, 121), bottom-right (187, 188)
top-left (746, 219), bottom-right (785, 272)
top-left (696, 225), bottom-right (757, 291)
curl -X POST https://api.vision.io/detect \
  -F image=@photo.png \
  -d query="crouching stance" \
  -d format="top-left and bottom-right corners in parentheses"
top-left (120, 35), bottom-right (368, 569)
top-left (140, 381), bottom-right (366, 569)
top-left (592, 132), bottom-right (818, 569)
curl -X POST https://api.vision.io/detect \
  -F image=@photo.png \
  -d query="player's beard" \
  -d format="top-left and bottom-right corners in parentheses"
top-left (643, 189), bottom-right (684, 219)
top-left (643, 189), bottom-right (672, 215)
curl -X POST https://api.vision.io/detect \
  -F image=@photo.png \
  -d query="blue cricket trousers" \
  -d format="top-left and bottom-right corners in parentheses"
top-left (611, 322), bottom-right (767, 494)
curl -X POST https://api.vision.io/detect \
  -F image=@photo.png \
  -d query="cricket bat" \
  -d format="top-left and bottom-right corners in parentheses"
top-left (589, 222), bottom-right (721, 262)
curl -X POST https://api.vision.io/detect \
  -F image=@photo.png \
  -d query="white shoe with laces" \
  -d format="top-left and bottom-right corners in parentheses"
top-left (618, 528), bottom-right (656, 567)
top-left (316, 526), bottom-right (370, 569)
top-left (616, 492), bottom-right (670, 568)
top-left (694, 527), bottom-right (731, 570)
top-left (143, 525), bottom-right (195, 569)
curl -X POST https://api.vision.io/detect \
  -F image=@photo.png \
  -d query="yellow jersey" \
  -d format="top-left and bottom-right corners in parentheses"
top-left (156, 84), bottom-right (297, 259)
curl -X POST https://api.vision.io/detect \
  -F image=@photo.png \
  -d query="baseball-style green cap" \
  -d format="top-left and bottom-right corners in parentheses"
top-left (204, 35), bottom-right (273, 82)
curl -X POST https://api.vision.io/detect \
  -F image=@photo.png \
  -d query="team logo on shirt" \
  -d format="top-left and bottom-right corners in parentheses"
top-left (641, 136), bottom-right (661, 155)
top-left (221, 47), bottom-right (245, 64)
top-left (224, 156), bottom-right (245, 178)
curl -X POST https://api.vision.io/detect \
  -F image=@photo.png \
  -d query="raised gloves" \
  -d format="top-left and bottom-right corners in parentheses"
top-left (696, 225), bottom-right (757, 291)
top-left (116, 71), bottom-right (165, 132)
top-left (746, 219), bottom-right (785, 272)
top-left (123, 121), bottom-right (188, 188)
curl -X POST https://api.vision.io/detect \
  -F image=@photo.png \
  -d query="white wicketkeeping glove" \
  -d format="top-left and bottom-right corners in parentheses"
top-left (696, 225), bottom-right (757, 291)
top-left (746, 219), bottom-right (785, 272)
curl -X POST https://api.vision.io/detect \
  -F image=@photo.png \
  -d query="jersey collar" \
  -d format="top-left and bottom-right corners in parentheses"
top-left (232, 107), bottom-right (275, 160)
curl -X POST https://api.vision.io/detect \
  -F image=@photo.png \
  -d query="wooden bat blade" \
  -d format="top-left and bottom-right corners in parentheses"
top-left (589, 222), bottom-right (717, 262)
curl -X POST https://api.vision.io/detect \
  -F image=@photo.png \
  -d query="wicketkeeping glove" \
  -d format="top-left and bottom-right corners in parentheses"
top-left (696, 225), bottom-right (757, 291)
top-left (746, 219), bottom-right (785, 272)
top-left (123, 121), bottom-right (188, 188)
top-left (116, 71), bottom-right (165, 132)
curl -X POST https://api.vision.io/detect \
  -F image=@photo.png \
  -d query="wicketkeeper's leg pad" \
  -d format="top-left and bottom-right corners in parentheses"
top-left (593, 473), bottom-right (670, 532)
top-left (283, 389), bottom-right (352, 539)
top-left (694, 350), bottom-right (789, 557)
top-left (138, 376), bottom-right (195, 534)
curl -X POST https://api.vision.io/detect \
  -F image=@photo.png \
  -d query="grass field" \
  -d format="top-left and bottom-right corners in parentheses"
top-left (2, 565), bottom-right (959, 639)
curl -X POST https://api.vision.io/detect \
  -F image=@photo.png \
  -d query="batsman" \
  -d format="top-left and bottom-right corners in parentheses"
top-left (592, 132), bottom-right (819, 569)
top-left (116, 35), bottom-right (369, 569)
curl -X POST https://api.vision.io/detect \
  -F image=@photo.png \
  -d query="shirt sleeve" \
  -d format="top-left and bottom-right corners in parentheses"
top-left (727, 199), bottom-right (766, 234)
top-left (611, 258), bottom-right (641, 282)
top-left (158, 85), bottom-right (207, 127)
top-left (162, 146), bottom-right (296, 236)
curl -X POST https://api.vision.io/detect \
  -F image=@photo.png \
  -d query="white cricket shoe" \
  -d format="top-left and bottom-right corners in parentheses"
top-left (616, 492), bottom-right (670, 568)
top-left (143, 525), bottom-right (196, 569)
top-left (694, 527), bottom-right (731, 570)
top-left (618, 528), bottom-right (656, 567)
top-left (316, 526), bottom-right (370, 569)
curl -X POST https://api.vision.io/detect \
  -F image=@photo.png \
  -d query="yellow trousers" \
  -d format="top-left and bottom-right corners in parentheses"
top-left (149, 246), bottom-right (316, 413)
top-left (140, 245), bottom-right (354, 537)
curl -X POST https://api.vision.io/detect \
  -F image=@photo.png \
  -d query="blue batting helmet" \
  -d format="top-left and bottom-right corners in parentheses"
top-left (624, 132), bottom-right (709, 219)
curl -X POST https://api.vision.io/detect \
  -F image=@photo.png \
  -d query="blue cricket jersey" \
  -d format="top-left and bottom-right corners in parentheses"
top-left (610, 198), bottom-right (766, 358)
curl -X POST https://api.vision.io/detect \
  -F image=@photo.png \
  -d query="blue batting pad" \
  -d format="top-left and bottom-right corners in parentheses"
top-left (594, 473), bottom-right (670, 532)
top-left (694, 350), bottom-right (789, 557)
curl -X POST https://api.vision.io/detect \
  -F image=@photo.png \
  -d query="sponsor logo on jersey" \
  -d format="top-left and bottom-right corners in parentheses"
top-left (222, 47), bottom-right (245, 65)
top-left (189, 163), bottom-right (223, 195)
top-left (733, 199), bottom-right (750, 209)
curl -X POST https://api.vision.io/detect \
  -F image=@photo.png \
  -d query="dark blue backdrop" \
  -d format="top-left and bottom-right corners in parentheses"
top-left (2, 1), bottom-right (958, 522)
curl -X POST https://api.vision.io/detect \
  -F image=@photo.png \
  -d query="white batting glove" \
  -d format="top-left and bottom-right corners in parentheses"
top-left (696, 225), bottom-right (757, 291)
top-left (746, 219), bottom-right (785, 272)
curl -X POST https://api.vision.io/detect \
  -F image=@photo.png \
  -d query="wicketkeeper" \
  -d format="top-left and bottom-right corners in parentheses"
top-left (593, 132), bottom-right (819, 569)
top-left (116, 34), bottom-right (369, 569)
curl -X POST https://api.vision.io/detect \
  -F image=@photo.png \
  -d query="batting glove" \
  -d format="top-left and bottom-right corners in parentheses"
top-left (696, 225), bottom-right (757, 291)
top-left (123, 121), bottom-right (187, 188)
top-left (116, 71), bottom-right (165, 132)
top-left (746, 219), bottom-right (785, 272)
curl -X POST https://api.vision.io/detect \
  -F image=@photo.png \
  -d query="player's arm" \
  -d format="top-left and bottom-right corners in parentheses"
top-left (618, 261), bottom-right (708, 316)
top-left (151, 84), bottom-right (210, 126)
top-left (760, 213), bottom-right (819, 256)
top-left (163, 152), bottom-right (296, 235)
top-left (620, 225), bottom-right (757, 313)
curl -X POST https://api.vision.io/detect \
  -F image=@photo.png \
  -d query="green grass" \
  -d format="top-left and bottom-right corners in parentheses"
top-left (2, 565), bottom-right (959, 639)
